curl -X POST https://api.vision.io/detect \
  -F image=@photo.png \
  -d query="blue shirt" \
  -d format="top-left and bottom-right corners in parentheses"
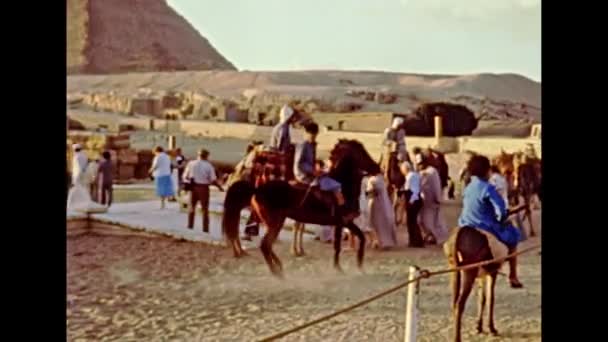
top-left (458, 176), bottom-right (521, 247)
top-left (294, 141), bottom-right (316, 183)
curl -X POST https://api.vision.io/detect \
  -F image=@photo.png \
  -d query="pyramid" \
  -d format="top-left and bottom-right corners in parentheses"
top-left (67, 0), bottom-right (236, 74)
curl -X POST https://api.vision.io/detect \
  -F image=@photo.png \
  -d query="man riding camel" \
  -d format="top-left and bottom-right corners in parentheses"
top-left (269, 104), bottom-right (299, 154)
top-left (381, 116), bottom-right (409, 165)
top-left (294, 122), bottom-right (355, 223)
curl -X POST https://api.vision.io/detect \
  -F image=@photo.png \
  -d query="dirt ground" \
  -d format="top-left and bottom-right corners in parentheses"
top-left (67, 203), bottom-right (541, 342)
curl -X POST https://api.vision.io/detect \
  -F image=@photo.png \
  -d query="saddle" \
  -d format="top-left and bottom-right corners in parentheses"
top-left (252, 149), bottom-right (296, 181)
top-left (288, 180), bottom-right (336, 210)
top-left (443, 227), bottom-right (508, 269)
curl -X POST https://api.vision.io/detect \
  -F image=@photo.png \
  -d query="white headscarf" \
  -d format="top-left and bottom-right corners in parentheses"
top-left (279, 105), bottom-right (294, 124)
top-left (392, 117), bottom-right (404, 129)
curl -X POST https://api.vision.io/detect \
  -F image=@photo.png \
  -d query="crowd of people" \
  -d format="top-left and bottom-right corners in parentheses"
top-left (68, 103), bottom-right (537, 284)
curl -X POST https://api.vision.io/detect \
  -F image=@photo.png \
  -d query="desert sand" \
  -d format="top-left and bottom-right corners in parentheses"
top-left (67, 202), bottom-right (541, 342)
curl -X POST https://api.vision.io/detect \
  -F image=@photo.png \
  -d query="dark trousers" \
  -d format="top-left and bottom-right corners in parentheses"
top-left (188, 184), bottom-right (210, 232)
top-left (406, 198), bottom-right (424, 247)
top-left (98, 183), bottom-right (113, 207)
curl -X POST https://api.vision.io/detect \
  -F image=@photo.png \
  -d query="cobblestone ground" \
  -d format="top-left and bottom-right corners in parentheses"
top-left (67, 205), bottom-right (541, 342)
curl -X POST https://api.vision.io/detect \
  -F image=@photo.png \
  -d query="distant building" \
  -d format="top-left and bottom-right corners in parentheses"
top-left (310, 112), bottom-right (402, 133)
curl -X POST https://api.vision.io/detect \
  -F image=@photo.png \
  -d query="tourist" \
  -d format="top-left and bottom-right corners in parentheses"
top-left (365, 173), bottom-right (398, 250)
top-left (182, 149), bottom-right (224, 232)
top-left (400, 161), bottom-right (424, 248)
top-left (71, 144), bottom-right (88, 187)
top-left (489, 165), bottom-right (508, 204)
top-left (174, 147), bottom-right (187, 193)
top-left (458, 155), bottom-right (524, 288)
top-left (96, 151), bottom-right (114, 207)
top-left (416, 153), bottom-right (448, 245)
top-left (85, 158), bottom-right (99, 201)
top-left (458, 150), bottom-right (476, 188)
top-left (149, 146), bottom-right (174, 209)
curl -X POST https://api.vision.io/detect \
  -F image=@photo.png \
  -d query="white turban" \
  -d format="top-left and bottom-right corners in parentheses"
top-left (72, 143), bottom-right (82, 150)
top-left (279, 105), bottom-right (294, 124)
top-left (392, 117), bottom-right (404, 129)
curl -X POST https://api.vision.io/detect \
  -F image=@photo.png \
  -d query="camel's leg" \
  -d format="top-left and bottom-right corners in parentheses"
top-left (333, 225), bottom-right (344, 272)
top-left (476, 277), bottom-right (487, 334)
top-left (487, 272), bottom-right (499, 336)
top-left (347, 221), bottom-right (366, 269)
top-left (454, 269), bottom-right (478, 342)
top-left (525, 200), bottom-right (536, 237)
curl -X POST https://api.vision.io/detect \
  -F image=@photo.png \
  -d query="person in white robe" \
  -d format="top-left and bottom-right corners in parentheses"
top-left (365, 174), bottom-right (398, 249)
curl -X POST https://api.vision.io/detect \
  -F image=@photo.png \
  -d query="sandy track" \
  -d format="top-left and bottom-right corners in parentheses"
top-left (67, 206), bottom-right (541, 342)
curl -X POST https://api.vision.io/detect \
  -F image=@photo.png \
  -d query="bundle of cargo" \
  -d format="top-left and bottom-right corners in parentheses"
top-left (135, 150), bottom-right (154, 179)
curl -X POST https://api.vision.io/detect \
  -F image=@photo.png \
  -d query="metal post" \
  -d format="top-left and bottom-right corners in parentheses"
top-left (404, 266), bottom-right (420, 342)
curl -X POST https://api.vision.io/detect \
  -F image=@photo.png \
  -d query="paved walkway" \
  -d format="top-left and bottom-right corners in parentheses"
top-left (67, 188), bottom-right (319, 249)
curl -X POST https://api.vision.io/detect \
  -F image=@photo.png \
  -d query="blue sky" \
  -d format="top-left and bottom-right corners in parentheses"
top-left (168, 0), bottom-right (541, 81)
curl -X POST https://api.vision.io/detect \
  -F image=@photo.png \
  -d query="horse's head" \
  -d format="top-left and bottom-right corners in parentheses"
top-left (329, 139), bottom-right (381, 176)
top-left (329, 139), bottom-right (381, 204)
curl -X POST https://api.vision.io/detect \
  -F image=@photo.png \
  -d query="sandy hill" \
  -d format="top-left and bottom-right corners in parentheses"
top-left (67, 0), bottom-right (236, 74)
top-left (68, 70), bottom-right (541, 122)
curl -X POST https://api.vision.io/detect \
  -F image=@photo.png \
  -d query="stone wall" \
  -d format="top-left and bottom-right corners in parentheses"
top-left (70, 117), bottom-right (541, 164)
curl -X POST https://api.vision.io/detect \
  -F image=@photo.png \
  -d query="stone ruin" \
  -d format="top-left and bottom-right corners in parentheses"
top-left (67, 132), bottom-right (154, 182)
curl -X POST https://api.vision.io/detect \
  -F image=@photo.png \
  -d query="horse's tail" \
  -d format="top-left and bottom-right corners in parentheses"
top-left (222, 180), bottom-right (255, 243)
top-left (450, 228), bottom-right (462, 310)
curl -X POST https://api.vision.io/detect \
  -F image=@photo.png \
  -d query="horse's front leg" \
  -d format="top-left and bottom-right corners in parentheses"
top-left (290, 222), bottom-right (299, 256)
top-left (297, 223), bottom-right (306, 256)
top-left (487, 272), bottom-right (499, 336)
top-left (476, 278), bottom-right (486, 334)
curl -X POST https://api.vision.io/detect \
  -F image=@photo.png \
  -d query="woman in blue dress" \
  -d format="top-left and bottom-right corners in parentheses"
top-left (458, 155), bottom-right (524, 288)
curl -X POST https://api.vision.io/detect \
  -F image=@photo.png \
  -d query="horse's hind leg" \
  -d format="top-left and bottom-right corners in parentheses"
top-left (333, 225), bottom-right (344, 273)
top-left (476, 277), bottom-right (486, 334)
top-left (453, 269), bottom-right (478, 342)
top-left (346, 221), bottom-right (366, 269)
top-left (297, 223), bottom-right (306, 256)
top-left (487, 272), bottom-right (499, 336)
top-left (260, 225), bottom-right (284, 278)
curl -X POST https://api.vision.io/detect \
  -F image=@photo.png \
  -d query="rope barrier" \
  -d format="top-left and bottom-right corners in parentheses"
top-left (257, 243), bottom-right (540, 341)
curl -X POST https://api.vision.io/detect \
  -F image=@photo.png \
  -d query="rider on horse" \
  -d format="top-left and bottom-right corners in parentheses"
top-left (294, 122), bottom-right (354, 223)
top-left (458, 155), bottom-right (524, 289)
top-left (269, 104), bottom-right (298, 154)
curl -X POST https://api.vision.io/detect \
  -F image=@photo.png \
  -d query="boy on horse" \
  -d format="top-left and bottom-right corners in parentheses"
top-left (458, 155), bottom-right (524, 288)
top-left (294, 122), bottom-right (354, 223)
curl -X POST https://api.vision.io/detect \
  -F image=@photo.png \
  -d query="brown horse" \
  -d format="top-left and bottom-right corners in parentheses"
top-left (446, 205), bottom-right (525, 342)
top-left (493, 150), bottom-right (539, 237)
top-left (222, 139), bottom-right (381, 277)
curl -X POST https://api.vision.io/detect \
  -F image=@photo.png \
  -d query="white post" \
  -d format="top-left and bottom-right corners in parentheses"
top-left (404, 266), bottom-right (420, 342)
